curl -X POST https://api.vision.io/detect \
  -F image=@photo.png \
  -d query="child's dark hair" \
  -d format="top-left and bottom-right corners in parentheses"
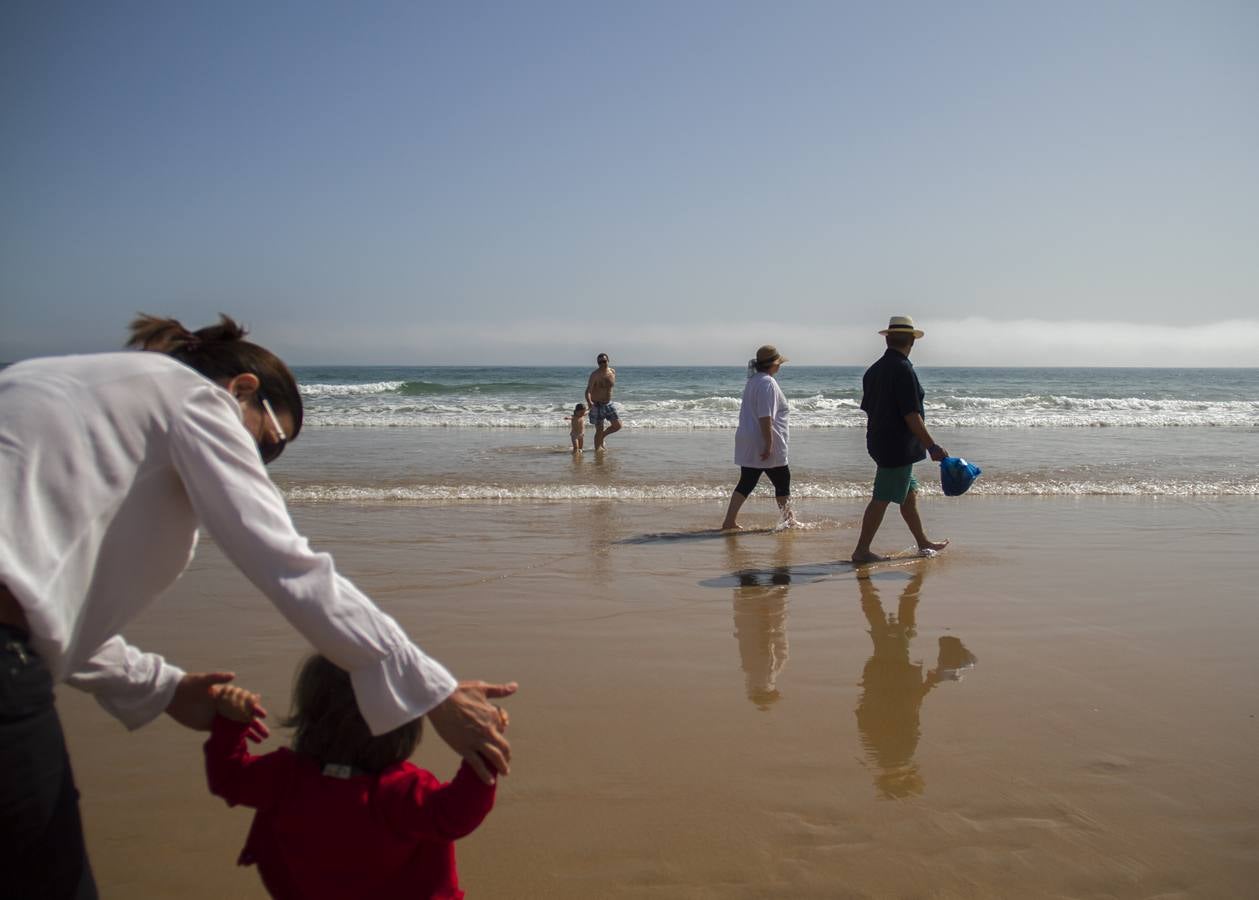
top-left (573, 402), bottom-right (586, 414)
top-left (282, 655), bottom-right (422, 773)
top-left (126, 313), bottom-right (303, 440)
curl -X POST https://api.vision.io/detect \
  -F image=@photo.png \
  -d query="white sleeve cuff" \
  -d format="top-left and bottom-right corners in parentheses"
top-left (350, 642), bottom-right (458, 736)
top-left (64, 637), bottom-right (186, 731)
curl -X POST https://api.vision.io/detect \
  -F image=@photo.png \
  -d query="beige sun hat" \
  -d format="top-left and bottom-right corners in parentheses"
top-left (879, 316), bottom-right (924, 338)
top-left (755, 345), bottom-right (789, 366)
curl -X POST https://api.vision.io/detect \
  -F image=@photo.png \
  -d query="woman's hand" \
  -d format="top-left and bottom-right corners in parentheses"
top-left (427, 680), bottom-right (518, 784)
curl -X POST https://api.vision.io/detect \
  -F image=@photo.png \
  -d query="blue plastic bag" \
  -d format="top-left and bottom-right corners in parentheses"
top-left (940, 456), bottom-right (981, 496)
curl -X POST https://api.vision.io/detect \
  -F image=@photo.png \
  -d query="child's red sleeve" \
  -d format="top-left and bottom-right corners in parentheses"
top-left (203, 715), bottom-right (288, 810)
top-left (381, 760), bottom-right (496, 842)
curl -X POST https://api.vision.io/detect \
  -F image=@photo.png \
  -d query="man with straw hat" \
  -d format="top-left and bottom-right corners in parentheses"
top-left (851, 317), bottom-right (951, 563)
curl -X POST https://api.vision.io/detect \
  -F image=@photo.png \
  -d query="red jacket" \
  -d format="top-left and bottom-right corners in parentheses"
top-left (205, 716), bottom-right (495, 899)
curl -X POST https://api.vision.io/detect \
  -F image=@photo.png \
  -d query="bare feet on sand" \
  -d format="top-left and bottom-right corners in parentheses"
top-left (849, 550), bottom-right (887, 564)
top-left (918, 539), bottom-right (950, 553)
top-left (720, 522), bottom-right (743, 532)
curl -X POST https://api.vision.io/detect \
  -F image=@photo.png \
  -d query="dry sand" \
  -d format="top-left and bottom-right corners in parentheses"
top-left (59, 495), bottom-right (1259, 898)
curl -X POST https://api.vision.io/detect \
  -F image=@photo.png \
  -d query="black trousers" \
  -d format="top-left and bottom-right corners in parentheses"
top-left (734, 465), bottom-right (791, 498)
top-left (0, 625), bottom-right (98, 899)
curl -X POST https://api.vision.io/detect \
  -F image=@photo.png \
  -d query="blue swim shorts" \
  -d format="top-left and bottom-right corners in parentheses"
top-left (589, 401), bottom-right (619, 426)
top-left (872, 464), bottom-right (919, 504)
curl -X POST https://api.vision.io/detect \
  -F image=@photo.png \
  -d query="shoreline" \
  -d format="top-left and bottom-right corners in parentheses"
top-left (61, 495), bottom-right (1259, 897)
top-left (267, 425), bottom-right (1259, 502)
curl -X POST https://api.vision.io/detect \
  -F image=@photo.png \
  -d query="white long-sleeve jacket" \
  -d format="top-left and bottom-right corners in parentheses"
top-left (0, 352), bottom-right (456, 733)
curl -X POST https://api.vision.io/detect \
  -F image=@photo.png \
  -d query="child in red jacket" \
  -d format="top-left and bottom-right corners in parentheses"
top-left (205, 655), bottom-right (498, 900)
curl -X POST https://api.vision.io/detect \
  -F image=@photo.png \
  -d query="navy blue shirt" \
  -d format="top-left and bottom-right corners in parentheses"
top-left (860, 348), bottom-right (926, 468)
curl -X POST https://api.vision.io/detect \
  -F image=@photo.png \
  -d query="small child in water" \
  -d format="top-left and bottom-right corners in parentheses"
top-left (564, 403), bottom-right (588, 452)
top-left (204, 656), bottom-right (498, 900)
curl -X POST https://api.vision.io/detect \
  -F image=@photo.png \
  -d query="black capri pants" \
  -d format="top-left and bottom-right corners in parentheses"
top-left (734, 465), bottom-right (791, 498)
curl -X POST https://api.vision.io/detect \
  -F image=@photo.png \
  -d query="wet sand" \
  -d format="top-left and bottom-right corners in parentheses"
top-left (59, 495), bottom-right (1259, 898)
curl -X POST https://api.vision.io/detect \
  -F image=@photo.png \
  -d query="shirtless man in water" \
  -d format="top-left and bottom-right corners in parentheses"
top-left (585, 352), bottom-right (622, 450)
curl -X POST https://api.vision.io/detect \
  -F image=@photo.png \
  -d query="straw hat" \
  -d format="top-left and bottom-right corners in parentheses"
top-left (755, 345), bottom-right (788, 366)
top-left (879, 316), bottom-right (924, 338)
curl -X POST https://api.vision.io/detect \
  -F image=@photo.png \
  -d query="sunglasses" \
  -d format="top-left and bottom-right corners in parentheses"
top-left (257, 392), bottom-right (289, 464)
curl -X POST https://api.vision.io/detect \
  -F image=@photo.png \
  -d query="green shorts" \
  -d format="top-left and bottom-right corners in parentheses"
top-left (872, 464), bottom-right (919, 504)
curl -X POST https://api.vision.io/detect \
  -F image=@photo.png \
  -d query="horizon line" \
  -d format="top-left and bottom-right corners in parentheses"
top-left (283, 362), bottom-right (1259, 370)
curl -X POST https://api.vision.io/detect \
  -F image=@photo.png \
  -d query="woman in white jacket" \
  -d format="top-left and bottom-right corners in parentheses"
top-left (0, 315), bottom-right (515, 899)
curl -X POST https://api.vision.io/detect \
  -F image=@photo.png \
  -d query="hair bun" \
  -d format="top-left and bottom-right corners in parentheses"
top-left (126, 314), bottom-right (195, 352)
top-left (195, 314), bottom-right (248, 343)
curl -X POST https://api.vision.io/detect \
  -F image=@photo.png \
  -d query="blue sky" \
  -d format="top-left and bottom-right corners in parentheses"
top-left (2, 1), bottom-right (1256, 366)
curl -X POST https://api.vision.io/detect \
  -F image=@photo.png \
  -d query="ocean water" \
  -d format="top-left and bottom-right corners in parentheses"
top-left (294, 365), bottom-right (1259, 429)
top-left (269, 366), bottom-right (1259, 502)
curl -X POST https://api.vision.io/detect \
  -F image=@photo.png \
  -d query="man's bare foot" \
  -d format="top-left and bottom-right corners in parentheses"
top-left (850, 549), bottom-right (887, 564)
top-left (918, 539), bottom-right (949, 553)
top-left (720, 522), bottom-right (742, 532)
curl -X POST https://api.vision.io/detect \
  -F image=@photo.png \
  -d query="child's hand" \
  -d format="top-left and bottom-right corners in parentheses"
top-left (210, 684), bottom-right (271, 743)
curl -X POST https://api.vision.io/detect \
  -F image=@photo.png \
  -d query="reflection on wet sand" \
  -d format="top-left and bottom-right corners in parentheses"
top-left (578, 500), bottom-right (619, 582)
top-left (726, 537), bottom-right (792, 709)
top-left (856, 567), bottom-right (976, 799)
top-left (571, 445), bottom-right (621, 494)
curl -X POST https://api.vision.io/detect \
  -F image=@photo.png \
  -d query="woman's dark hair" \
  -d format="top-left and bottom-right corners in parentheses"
top-left (127, 313), bottom-right (303, 439)
top-left (747, 357), bottom-right (777, 376)
top-left (282, 655), bottom-right (422, 773)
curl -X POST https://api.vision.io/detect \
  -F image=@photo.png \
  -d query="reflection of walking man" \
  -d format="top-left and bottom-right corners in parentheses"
top-left (585, 353), bottom-right (622, 450)
top-left (851, 317), bottom-right (951, 563)
top-left (856, 570), bottom-right (976, 799)
top-left (856, 570), bottom-right (930, 798)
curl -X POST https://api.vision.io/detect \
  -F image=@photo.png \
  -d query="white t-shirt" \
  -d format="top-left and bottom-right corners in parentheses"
top-left (734, 372), bottom-right (789, 468)
top-left (0, 352), bottom-right (456, 733)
